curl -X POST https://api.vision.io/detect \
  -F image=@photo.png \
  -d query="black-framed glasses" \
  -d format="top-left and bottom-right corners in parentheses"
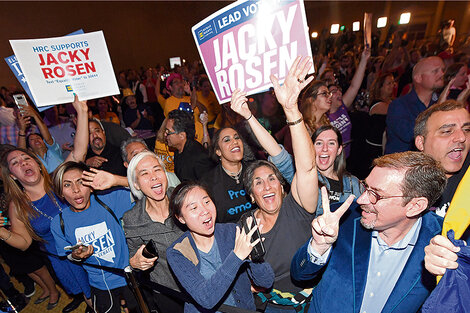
top-left (317, 91), bottom-right (333, 98)
top-left (164, 129), bottom-right (178, 136)
top-left (359, 180), bottom-right (405, 204)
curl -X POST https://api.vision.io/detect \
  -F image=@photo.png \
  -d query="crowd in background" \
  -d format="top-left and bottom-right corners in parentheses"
top-left (0, 19), bottom-right (469, 313)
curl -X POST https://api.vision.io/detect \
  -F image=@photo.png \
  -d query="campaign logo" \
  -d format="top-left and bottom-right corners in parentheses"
top-left (65, 85), bottom-right (73, 92)
top-left (75, 221), bottom-right (116, 263)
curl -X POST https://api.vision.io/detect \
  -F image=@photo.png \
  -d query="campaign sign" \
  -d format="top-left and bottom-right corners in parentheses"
top-left (10, 31), bottom-right (119, 107)
top-left (192, 0), bottom-right (313, 104)
top-left (4, 29), bottom-right (84, 111)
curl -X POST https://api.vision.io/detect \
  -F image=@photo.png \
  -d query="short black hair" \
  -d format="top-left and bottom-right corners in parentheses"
top-left (168, 109), bottom-right (196, 140)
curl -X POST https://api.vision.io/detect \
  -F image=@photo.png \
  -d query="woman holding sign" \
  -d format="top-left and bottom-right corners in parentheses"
top-left (0, 95), bottom-right (91, 311)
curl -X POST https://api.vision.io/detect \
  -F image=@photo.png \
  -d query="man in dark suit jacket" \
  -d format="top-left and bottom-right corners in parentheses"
top-left (291, 151), bottom-right (447, 313)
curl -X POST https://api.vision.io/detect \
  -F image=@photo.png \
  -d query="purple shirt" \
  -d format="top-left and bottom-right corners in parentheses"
top-left (328, 103), bottom-right (352, 157)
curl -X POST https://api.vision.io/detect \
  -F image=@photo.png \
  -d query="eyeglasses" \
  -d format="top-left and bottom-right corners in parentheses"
top-left (164, 129), bottom-right (178, 136)
top-left (317, 91), bottom-right (333, 98)
top-left (359, 180), bottom-right (405, 204)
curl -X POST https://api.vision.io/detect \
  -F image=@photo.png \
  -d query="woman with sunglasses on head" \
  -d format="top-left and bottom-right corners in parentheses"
top-left (0, 95), bottom-right (93, 312)
top-left (166, 181), bottom-right (274, 313)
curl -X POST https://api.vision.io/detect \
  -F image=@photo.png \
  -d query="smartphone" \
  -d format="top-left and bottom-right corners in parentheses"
top-left (64, 242), bottom-right (86, 251)
top-left (239, 212), bottom-right (265, 262)
top-left (13, 94), bottom-right (28, 114)
top-left (142, 239), bottom-right (159, 259)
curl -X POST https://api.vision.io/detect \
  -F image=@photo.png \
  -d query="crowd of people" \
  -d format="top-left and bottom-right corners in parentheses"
top-left (0, 24), bottom-right (469, 313)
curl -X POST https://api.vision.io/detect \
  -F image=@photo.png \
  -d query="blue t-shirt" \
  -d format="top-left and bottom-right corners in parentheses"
top-left (37, 138), bottom-right (64, 173)
top-left (50, 188), bottom-right (133, 290)
top-left (198, 238), bottom-right (237, 310)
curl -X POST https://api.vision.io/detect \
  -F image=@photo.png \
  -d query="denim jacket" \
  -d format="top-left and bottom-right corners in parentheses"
top-left (315, 173), bottom-right (363, 216)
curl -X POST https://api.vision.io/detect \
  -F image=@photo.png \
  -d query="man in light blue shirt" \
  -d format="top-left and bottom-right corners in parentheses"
top-left (291, 151), bottom-right (447, 313)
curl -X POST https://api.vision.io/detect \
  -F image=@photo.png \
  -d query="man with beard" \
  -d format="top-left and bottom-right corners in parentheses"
top-left (85, 118), bottom-right (127, 176)
top-left (414, 100), bottom-right (470, 215)
top-left (291, 152), bottom-right (446, 313)
top-left (385, 57), bottom-right (445, 154)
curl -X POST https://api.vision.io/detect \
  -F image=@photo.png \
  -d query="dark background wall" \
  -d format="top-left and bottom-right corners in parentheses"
top-left (1, 1), bottom-right (467, 87)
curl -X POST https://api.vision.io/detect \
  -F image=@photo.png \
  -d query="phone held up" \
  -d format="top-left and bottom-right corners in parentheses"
top-left (239, 211), bottom-right (265, 262)
top-left (13, 94), bottom-right (28, 115)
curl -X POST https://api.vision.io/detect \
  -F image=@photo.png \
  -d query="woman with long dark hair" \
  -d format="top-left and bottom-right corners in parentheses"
top-left (312, 125), bottom-right (362, 216)
top-left (0, 96), bottom-right (91, 311)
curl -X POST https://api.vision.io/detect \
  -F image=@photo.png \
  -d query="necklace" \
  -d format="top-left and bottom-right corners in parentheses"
top-left (31, 194), bottom-right (63, 221)
top-left (221, 164), bottom-right (243, 184)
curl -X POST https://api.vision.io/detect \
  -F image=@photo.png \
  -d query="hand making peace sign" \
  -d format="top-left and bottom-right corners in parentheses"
top-left (310, 187), bottom-right (355, 255)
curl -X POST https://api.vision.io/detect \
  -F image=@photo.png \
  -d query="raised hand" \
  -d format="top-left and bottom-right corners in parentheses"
top-left (233, 217), bottom-right (261, 260)
top-left (199, 111), bottom-right (208, 125)
top-left (230, 89), bottom-right (252, 120)
top-left (424, 234), bottom-right (460, 276)
top-left (82, 167), bottom-right (115, 190)
top-left (129, 245), bottom-right (158, 271)
top-left (438, 77), bottom-right (456, 104)
top-left (270, 56), bottom-right (314, 111)
top-left (71, 94), bottom-right (88, 114)
top-left (310, 187), bottom-right (354, 255)
top-left (457, 75), bottom-right (470, 103)
top-left (17, 113), bottom-right (31, 132)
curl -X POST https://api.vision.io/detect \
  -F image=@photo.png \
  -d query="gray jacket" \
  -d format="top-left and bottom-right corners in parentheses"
top-left (122, 198), bottom-right (184, 291)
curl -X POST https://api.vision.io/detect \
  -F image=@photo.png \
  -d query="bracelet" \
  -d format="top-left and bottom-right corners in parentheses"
top-left (246, 114), bottom-right (253, 121)
top-left (18, 133), bottom-right (26, 137)
top-left (286, 116), bottom-right (303, 126)
top-left (0, 230), bottom-right (12, 241)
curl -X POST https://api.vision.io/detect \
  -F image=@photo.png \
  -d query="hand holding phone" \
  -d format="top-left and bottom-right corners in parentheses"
top-left (64, 242), bottom-right (86, 251)
top-left (239, 212), bottom-right (265, 262)
top-left (142, 239), bottom-right (159, 259)
top-left (13, 94), bottom-right (28, 115)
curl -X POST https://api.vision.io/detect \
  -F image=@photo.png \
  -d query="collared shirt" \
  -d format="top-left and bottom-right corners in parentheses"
top-left (359, 217), bottom-right (422, 313)
top-left (0, 123), bottom-right (37, 146)
top-left (385, 89), bottom-right (438, 154)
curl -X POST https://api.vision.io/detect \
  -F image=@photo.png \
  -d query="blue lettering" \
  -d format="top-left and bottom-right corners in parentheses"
top-left (227, 202), bottom-right (252, 215)
top-left (33, 46), bottom-right (49, 52)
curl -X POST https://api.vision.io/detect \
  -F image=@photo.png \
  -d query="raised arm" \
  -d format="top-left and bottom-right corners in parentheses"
top-left (21, 104), bottom-right (53, 145)
top-left (65, 95), bottom-right (88, 162)
top-left (230, 89), bottom-right (282, 157)
top-left (342, 47), bottom-right (370, 108)
top-left (270, 56), bottom-right (318, 213)
top-left (16, 111), bottom-right (30, 150)
top-left (230, 89), bottom-right (295, 183)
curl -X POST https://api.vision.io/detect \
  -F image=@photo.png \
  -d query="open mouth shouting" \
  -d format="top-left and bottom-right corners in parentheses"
top-left (447, 146), bottom-right (464, 161)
